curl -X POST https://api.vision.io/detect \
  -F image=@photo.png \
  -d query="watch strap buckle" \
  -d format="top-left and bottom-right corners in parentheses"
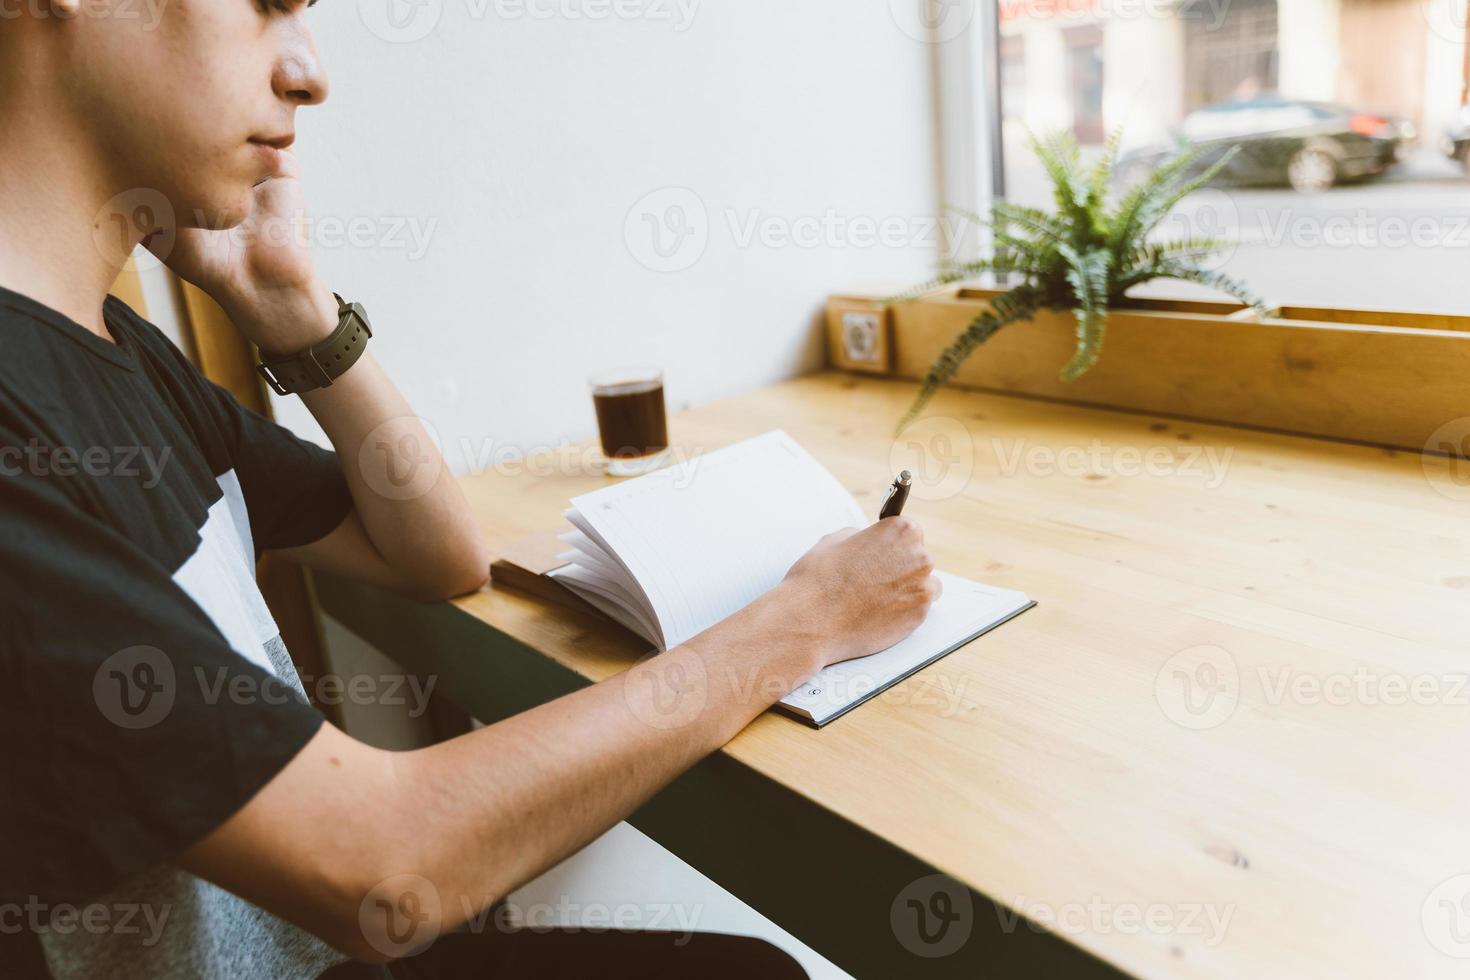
top-left (255, 293), bottom-right (371, 396)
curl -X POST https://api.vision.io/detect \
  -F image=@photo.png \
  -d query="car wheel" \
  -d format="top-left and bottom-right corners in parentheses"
top-left (1287, 148), bottom-right (1337, 193)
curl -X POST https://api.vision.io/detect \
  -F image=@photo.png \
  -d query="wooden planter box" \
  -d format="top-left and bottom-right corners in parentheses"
top-left (827, 289), bottom-right (1470, 455)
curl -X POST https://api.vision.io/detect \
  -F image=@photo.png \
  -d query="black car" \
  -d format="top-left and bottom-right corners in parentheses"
top-left (1115, 95), bottom-right (1412, 193)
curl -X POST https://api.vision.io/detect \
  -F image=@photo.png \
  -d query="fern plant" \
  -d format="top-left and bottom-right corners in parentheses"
top-left (892, 129), bottom-right (1265, 432)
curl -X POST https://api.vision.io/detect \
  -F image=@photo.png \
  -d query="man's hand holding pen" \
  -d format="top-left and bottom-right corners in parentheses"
top-left (768, 470), bottom-right (940, 668)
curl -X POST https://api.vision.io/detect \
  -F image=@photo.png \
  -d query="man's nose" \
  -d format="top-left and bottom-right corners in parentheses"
top-left (274, 31), bottom-right (330, 106)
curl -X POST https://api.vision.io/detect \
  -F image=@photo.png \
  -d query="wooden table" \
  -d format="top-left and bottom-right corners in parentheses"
top-left (317, 371), bottom-right (1470, 978)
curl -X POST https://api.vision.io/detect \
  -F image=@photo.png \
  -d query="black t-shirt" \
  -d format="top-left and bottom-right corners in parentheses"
top-left (0, 285), bottom-right (352, 973)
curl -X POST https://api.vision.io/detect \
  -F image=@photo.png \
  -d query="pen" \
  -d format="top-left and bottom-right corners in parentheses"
top-left (878, 470), bottom-right (912, 520)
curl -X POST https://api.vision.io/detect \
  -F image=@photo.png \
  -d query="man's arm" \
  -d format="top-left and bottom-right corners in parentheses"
top-left (154, 152), bottom-right (490, 602)
top-left (272, 322), bottom-right (490, 602)
top-left (179, 518), bottom-right (939, 964)
top-left (242, 285), bottom-right (490, 602)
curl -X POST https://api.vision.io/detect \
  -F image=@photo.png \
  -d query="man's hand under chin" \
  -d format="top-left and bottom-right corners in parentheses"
top-left (143, 146), bottom-right (492, 603)
top-left (146, 148), bottom-right (339, 358)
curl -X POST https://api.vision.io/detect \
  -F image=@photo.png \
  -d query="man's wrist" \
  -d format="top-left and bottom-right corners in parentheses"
top-left (737, 582), bottom-right (830, 679)
top-left (221, 279), bottom-right (340, 360)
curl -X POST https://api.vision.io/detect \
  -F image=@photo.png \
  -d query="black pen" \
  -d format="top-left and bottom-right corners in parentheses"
top-left (878, 470), bottom-right (912, 520)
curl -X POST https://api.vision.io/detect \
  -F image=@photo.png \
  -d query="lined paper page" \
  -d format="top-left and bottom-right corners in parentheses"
top-left (569, 431), bottom-right (866, 650)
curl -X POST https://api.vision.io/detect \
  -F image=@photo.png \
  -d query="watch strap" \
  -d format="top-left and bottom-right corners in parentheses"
top-left (257, 294), bottom-right (373, 396)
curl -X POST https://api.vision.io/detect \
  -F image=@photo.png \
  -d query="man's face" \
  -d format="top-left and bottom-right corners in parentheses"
top-left (64, 0), bottom-right (328, 229)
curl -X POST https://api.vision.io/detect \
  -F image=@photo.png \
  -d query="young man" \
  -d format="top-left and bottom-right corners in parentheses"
top-left (0, 4), bottom-right (940, 978)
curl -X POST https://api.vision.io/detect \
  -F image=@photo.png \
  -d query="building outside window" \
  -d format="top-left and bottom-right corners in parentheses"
top-left (991, 0), bottom-right (1470, 313)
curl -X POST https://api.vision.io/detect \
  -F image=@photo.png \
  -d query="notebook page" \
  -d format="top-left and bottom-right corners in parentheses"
top-left (548, 563), bottom-right (664, 644)
top-left (553, 551), bottom-right (651, 623)
top-left (557, 531), bottom-right (638, 590)
top-left (779, 572), bottom-right (1032, 725)
top-left (563, 509), bottom-right (660, 630)
top-left (569, 430), bottom-right (867, 650)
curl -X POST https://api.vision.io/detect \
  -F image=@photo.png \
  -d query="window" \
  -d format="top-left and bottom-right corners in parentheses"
top-left (981, 0), bottom-right (1470, 314)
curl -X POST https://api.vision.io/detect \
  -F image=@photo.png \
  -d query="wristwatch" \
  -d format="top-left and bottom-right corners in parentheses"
top-left (256, 294), bottom-right (373, 396)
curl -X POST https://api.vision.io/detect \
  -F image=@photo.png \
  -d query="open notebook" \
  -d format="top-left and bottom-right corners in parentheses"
top-left (548, 430), bottom-right (1035, 726)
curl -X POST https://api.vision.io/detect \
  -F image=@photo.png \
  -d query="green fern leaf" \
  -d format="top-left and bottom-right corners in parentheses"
top-left (895, 285), bottom-right (1043, 433)
top-left (1057, 244), bottom-right (1112, 381)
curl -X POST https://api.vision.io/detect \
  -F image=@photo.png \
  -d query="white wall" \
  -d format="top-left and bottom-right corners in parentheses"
top-left (274, 0), bottom-right (942, 466)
